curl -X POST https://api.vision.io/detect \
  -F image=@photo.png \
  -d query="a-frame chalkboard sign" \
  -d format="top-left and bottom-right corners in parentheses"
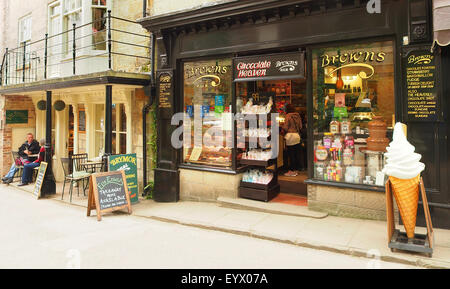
top-left (33, 162), bottom-right (48, 199)
top-left (87, 171), bottom-right (132, 221)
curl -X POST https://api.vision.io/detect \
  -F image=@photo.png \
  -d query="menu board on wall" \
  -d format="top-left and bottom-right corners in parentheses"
top-left (158, 71), bottom-right (173, 109)
top-left (405, 49), bottom-right (439, 122)
top-left (157, 69), bottom-right (174, 120)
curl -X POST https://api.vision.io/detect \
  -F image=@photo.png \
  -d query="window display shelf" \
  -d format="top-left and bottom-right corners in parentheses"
top-left (239, 158), bottom-right (276, 167)
top-left (239, 184), bottom-right (280, 202)
top-left (240, 175), bottom-right (278, 190)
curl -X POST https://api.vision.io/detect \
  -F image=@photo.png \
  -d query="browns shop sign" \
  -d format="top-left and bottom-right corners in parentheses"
top-left (233, 52), bottom-right (305, 82)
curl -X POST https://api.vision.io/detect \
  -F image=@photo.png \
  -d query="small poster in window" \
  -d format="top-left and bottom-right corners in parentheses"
top-left (333, 106), bottom-right (348, 119)
top-left (189, 147), bottom-right (203, 162)
top-left (222, 113), bottom-right (233, 131)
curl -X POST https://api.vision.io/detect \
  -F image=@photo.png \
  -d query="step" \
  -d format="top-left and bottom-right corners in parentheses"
top-left (217, 196), bottom-right (328, 219)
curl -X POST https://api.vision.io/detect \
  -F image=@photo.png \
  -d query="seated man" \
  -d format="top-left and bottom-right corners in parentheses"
top-left (18, 139), bottom-right (46, 186)
top-left (2, 133), bottom-right (40, 184)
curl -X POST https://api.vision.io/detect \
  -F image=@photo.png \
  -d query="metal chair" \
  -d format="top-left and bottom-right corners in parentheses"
top-left (71, 153), bottom-right (88, 173)
top-left (11, 151), bottom-right (24, 181)
top-left (70, 153), bottom-right (90, 194)
top-left (60, 158), bottom-right (91, 203)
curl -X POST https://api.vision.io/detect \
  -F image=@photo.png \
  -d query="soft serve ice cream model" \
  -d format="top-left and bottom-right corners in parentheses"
top-left (383, 122), bottom-right (425, 239)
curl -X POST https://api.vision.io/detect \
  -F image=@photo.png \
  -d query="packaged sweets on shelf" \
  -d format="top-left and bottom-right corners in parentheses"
top-left (330, 119), bottom-right (340, 134)
top-left (242, 169), bottom-right (273, 185)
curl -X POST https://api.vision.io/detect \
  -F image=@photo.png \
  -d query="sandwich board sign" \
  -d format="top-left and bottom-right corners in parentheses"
top-left (108, 154), bottom-right (139, 204)
top-left (33, 162), bottom-right (48, 199)
top-left (87, 171), bottom-right (132, 221)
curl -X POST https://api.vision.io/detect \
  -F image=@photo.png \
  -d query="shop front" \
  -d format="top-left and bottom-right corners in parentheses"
top-left (140, 0), bottom-right (450, 229)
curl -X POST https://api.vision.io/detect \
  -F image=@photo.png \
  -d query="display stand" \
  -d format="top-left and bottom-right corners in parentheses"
top-left (239, 158), bottom-right (280, 202)
top-left (385, 177), bottom-right (434, 257)
top-left (238, 113), bottom-right (280, 202)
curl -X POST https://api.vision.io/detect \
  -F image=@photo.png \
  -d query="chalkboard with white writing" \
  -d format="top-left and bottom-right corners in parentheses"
top-left (33, 162), bottom-right (48, 199)
top-left (404, 49), bottom-right (440, 122)
top-left (87, 171), bottom-right (132, 221)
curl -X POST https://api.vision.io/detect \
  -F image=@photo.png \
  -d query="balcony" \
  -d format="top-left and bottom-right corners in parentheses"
top-left (0, 11), bottom-right (151, 88)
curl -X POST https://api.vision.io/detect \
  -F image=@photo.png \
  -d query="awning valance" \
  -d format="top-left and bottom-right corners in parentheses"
top-left (433, 0), bottom-right (450, 49)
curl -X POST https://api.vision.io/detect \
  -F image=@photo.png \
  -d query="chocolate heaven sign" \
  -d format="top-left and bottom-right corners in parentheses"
top-left (234, 52), bottom-right (305, 82)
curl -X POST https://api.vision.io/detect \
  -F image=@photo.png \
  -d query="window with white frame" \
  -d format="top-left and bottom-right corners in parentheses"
top-left (49, 2), bottom-right (62, 77)
top-left (49, 0), bottom-right (111, 68)
top-left (63, 0), bottom-right (82, 55)
top-left (92, 0), bottom-right (107, 50)
top-left (19, 15), bottom-right (32, 44)
top-left (18, 15), bottom-right (32, 82)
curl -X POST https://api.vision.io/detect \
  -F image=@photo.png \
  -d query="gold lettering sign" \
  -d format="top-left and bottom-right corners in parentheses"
top-left (159, 74), bottom-right (172, 109)
top-left (408, 54), bottom-right (433, 65)
top-left (321, 50), bottom-right (386, 80)
top-left (185, 65), bottom-right (228, 88)
top-left (321, 51), bottom-right (386, 68)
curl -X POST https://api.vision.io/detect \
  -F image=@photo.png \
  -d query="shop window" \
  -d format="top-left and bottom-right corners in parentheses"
top-left (312, 40), bottom-right (395, 186)
top-left (183, 58), bottom-right (233, 168)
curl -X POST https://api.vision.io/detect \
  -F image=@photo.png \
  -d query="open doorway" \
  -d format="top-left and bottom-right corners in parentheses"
top-left (236, 78), bottom-right (308, 201)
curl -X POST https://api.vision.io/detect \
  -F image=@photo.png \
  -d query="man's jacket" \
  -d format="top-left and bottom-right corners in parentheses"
top-left (18, 140), bottom-right (40, 162)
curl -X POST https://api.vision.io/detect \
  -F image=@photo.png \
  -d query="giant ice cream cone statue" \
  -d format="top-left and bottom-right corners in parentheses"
top-left (383, 123), bottom-right (425, 239)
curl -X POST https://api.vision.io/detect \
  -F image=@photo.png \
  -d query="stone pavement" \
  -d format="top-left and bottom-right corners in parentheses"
top-left (9, 182), bottom-right (450, 268)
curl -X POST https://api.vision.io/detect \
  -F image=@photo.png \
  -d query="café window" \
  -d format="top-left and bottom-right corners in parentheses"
top-left (112, 103), bottom-right (127, 155)
top-left (183, 59), bottom-right (233, 168)
top-left (312, 40), bottom-right (395, 186)
top-left (94, 103), bottom-right (105, 157)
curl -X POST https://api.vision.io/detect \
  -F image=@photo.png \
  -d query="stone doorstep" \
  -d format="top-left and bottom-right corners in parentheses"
top-left (7, 184), bottom-right (450, 268)
top-left (217, 196), bottom-right (328, 219)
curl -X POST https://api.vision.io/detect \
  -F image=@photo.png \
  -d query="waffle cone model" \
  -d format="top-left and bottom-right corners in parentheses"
top-left (389, 175), bottom-right (420, 239)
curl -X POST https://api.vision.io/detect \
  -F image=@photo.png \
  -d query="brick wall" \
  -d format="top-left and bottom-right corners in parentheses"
top-left (0, 95), bottom-right (36, 176)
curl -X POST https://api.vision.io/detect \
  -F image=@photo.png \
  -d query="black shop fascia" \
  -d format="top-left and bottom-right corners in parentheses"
top-left (138, 0), bottom-right (450, 229)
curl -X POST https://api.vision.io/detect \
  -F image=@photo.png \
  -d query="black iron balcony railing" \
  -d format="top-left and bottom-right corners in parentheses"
top-left (0, 10), bottom-right (151, 87)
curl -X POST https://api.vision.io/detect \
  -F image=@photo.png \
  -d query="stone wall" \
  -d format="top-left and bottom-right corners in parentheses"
top-left (112, 0), bottom-right (151, 73)
top-left (307, 184), bottom-right (399, 221)
top-left (149, 0), bottom-right (237, 16)
top-left (179, 168), bottom-right (242, 201)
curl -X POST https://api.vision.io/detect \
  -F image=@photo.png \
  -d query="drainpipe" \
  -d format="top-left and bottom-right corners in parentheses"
top-left (142, 33), bottom-right (156, 196)
top-left (143, 0), bottom-right (147, 18)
